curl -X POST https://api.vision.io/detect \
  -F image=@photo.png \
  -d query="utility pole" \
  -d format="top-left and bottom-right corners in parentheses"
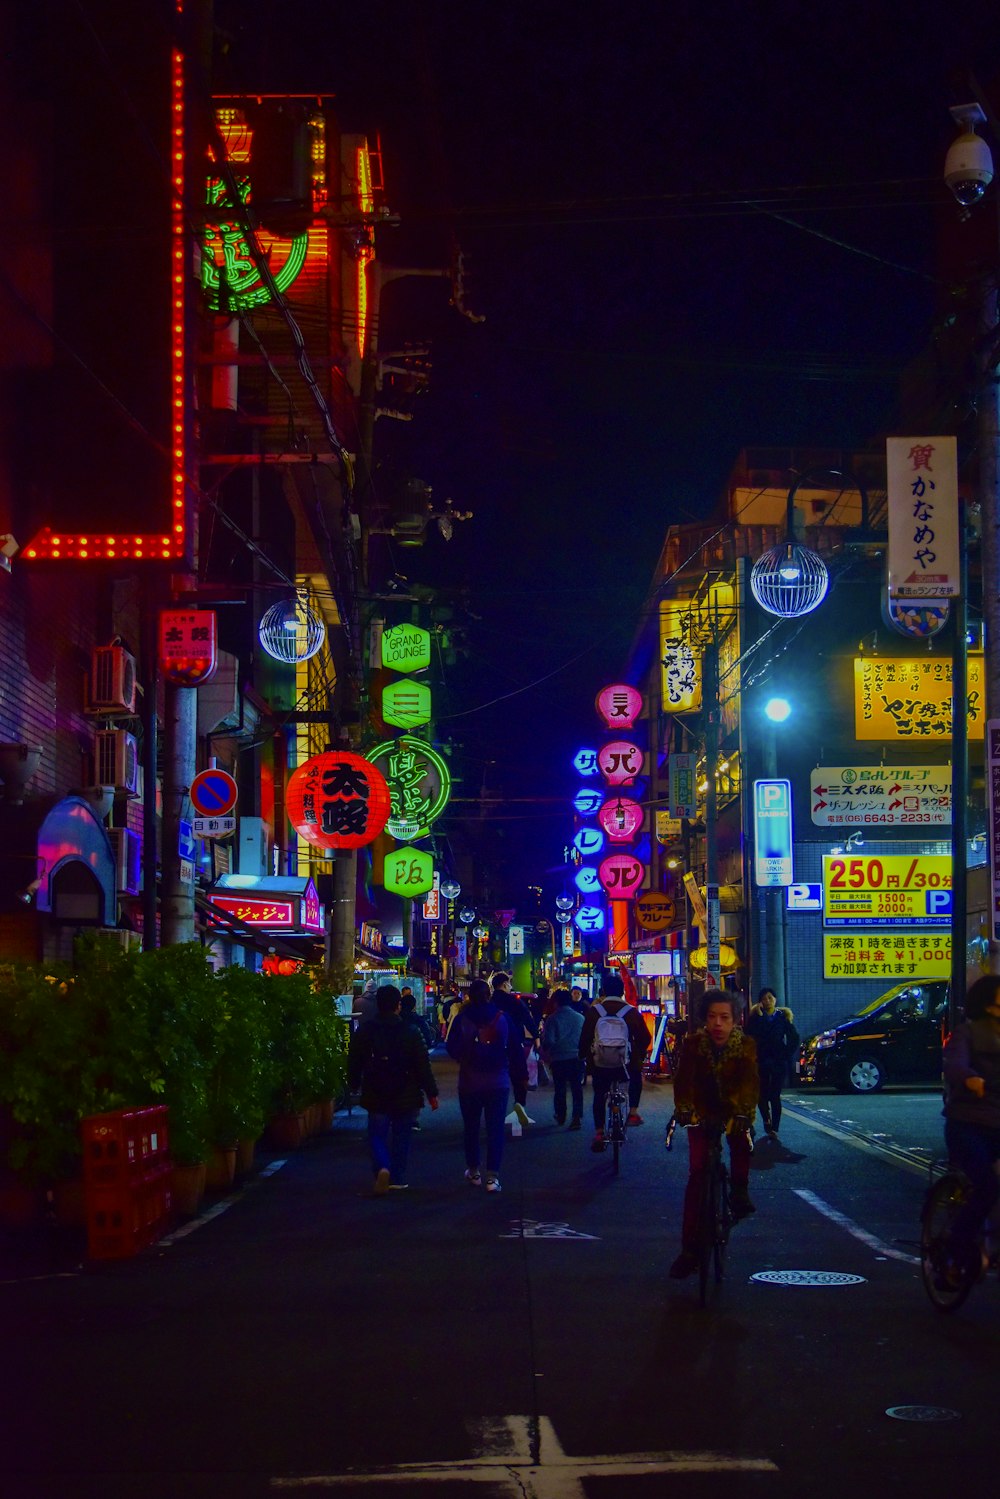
top-left (703, 638), bottom-right (721, 989)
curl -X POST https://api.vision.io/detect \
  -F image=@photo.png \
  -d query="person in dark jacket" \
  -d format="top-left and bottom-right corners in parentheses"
top-left (941, 974), bottom-right (1000, 1270)
top-left (400, 990), bottom-right (436, 1050)
top-left (540, 988), bottom-right (585, 1127)
top-left (347, 984), bottom-right (439, 1195)
top-left (491, 972), bottom-right (538, 1127)
top-left (578, 973), bottom-right (650, 1149)
top-left (446, 976), bottom-right (528, 1192)
top-left (745, 987), bottom-right (799, 1138)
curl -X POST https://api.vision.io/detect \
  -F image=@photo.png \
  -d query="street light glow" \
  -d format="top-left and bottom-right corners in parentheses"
top-left (764, 696), bottom-right (792, 723)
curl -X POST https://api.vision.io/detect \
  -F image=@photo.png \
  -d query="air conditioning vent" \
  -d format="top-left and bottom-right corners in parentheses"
top-left (96, 729), bottom-right (140, 794)
top-left (90, 646), bottom-right (137, 714)
top-left (108, 828), bottom-right (141, 896)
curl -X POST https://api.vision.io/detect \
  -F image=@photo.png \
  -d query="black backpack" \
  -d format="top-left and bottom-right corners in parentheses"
top-left (365, 1024), bottom-right (411, 1098)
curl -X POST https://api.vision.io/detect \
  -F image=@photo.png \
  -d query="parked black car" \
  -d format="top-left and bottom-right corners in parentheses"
top-left (799, 981), bottom-right (949, 1094)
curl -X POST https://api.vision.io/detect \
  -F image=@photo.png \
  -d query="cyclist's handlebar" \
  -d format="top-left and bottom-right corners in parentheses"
top-left (665, 1112), bottom-right (754, 1151)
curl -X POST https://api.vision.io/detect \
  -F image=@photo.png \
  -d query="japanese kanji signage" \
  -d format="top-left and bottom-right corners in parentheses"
top-left (810, 765), bottom-right (952, 826)
top-left (854, 656), bottom-right (984, 740)
top-left (667, 752), bottom-right (697, 819)
top-left (887, 436), bottom-right (959, 599)
top-left (823, 932), bottom-right (951, 980)
top-left (988, 720), bottom-right (1000, 941)
top-left (159, 609), bottom-right (218, 687)
top-left (207, 894), bottom-right (295, 928)
top-left (286, 752), bottom-right (391, 850)
top-left (822, 854), bottom-right (952, 928)
top-left (367, 736), bottom-right (452, 841)
top-left (422, 874), bottom-right (441, 921)
top-left (634, 892), bottom-right (676, 931)
top-left (384, 848), bottom-right (434, 897)
top-left (659, 602), bottom-right (701, 712)
top-left (595, 683), bottom-right (643, 730)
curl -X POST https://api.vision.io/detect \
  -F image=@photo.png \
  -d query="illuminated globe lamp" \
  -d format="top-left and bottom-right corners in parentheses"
top-left (459, 906), bottom-right (477, 924)
top-left (554, 895), bottom-right (575, 911)
top-left (473, 924), bottom-right (490, 939)
top-left (440, 878), bottom-right (461, 900)
top-left (750, 542), bottom-right (828, 618)
top-left (259, 594), bottom-right (326, 663)
top-left (597, 796), bottom-right (643, 843)
top-left (555, 909), bottom-right (573, 924)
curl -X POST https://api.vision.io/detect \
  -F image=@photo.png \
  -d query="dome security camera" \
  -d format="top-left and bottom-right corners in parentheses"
top-left (945, 104), bottom-right (994, 208)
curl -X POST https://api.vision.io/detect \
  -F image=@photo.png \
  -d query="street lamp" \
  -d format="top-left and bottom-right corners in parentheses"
top-left (764, 696), bottom-right (792, 724)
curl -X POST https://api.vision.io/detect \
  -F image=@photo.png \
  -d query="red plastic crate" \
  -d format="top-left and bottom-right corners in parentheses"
top-left (81, 1107), bottom-right (170, 1186)
top-left (84, 1163), bottom-right (173, 1260)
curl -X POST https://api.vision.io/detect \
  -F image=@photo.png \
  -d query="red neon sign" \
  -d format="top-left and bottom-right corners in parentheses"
top-left (208, 895), bottom-right (295, 928)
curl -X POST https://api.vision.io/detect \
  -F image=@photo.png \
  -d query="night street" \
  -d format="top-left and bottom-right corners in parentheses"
top-left (2, 1065), bottom-right (996, 1499)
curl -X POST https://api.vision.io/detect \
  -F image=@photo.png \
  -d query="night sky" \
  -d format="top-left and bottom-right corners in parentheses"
top-left (214, 0), bottom-right (1000, 898)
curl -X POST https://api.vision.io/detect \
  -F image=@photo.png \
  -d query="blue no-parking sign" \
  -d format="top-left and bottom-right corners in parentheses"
top-left (190, 768), bottom-right (238, 818)
top-left (754, 779), bottom-right (793, 888)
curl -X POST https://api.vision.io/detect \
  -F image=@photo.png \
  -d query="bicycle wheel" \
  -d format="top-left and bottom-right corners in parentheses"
top-left (920, 1174), bottom-right (976, 1313)
top-left (698, 1161), bottom-right (721, 1307)
top-left (713, 1167), bottom-right (731, 1285)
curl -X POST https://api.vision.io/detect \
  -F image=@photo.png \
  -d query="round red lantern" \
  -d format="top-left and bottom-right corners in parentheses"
top-left (286, 751), bottom-right (391, 850)
top-left (598, 852), bottom-right (646, 899)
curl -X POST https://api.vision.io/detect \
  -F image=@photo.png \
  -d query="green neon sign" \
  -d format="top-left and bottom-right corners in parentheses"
top-left (382, 679), bottom-right (432, 729)
top-left (383, 848), bottom-right (434, 897)
top-left (381, 624), bottom-right (431, 673)
top-left (367, 735), bottom-right (451, 839)
top-left (202, 176), bottom-right (309, 311)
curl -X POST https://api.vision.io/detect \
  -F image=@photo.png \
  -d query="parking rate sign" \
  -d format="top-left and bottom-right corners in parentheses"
top-left (754, 779), bottom-right (793, 887)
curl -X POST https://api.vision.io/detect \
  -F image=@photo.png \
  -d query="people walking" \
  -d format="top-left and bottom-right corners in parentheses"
top-left (347, 983), bottom-right (439, 1195)
top-left (540, 988), bottom-right (585, 1128)
top-left (745, 987), bottom-right (799, 1138)
top-left (578, 973), bottom-right (650, 1151)
top-left (400, 989), bottom-right (436, 1051)
top-left (668, 989), bottom-right (760, 1278)
top-left (447, 976), bottom-right (528, 1192)
top-left (491, 971), bottom-right (538, 1127)
top-left (941, 974), bottom-right (1000, 1276)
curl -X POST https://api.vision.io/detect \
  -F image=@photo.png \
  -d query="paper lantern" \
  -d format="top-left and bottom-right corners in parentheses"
top-left (597, 797), bottom-right (643, 843)
top-left (598, 853), bottom-right (645, 899)
top-left (595, 683), bottom-right (642, 730)
top-left (597, 740), bottom-right (642, 786)
top-left (286, 752), bottom-right (391, 850)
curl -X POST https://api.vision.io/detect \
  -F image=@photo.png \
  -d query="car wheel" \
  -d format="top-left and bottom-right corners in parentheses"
top-left (844, 1056), bottom-right (886, 1094)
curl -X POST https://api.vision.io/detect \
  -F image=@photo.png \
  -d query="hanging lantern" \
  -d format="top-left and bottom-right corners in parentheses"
top-left (598, 853), bottom-right (645, 899)
top-left (554, 894), bottom-right (575, 911)
top-left (597, 796), bottom-right (644, 843)
top-left (597, 740), bottom-right (643, 786)
top-left (286, 751), bottom-right (390, 850)
top-left (595, 683), bottom-right (642, 730)
top-left (473, 924), bottom-right (489, 939)
top-left (440, 878), bottom-right (461, 900)
top-left (750, 543), bottom-right (829, 618)
top-left (555, 910), bottom-right (573, 924)
top-left (258, 594), bottom-right (326, 663)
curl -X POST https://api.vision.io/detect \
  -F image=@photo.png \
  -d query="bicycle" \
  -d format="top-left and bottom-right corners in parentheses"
top-left (666, 1113), bottom-right (752, 1307)
top-left (920, 1159), bottom-right (998, 1313)
top-left (604, 1073), bottom-right (629, 1174)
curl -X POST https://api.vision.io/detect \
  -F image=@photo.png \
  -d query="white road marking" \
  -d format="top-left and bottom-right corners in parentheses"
top-left (159, 1160), bottom-right (288, 1246)
top-left (781, 1104), bottom-right (929, 1176)
top-left (500, 1218), bottom-right (598, 1240)
top-left (794, 1188), bottom-right (919, 1265)
top-left (272, 1414), bottom-right (777, 1493)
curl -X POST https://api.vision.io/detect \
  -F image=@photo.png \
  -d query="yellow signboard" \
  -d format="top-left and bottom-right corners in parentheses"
top-left (822, 854), bottom-right (952, 929)
top-left (634, 892), bottom-right (676, 931)
top-left (823, 932), bottom-right (951, 980)
top-left (660, 602), bottom-right (701, 712)
top-left (655, 810), bottom-right (683, 842)
top-left (854, 655), bottom-right (984, 741)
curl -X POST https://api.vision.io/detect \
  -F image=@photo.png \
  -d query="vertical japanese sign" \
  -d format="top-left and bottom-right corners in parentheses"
top-left (887, 436), bottom-right (959, 599)
top-left (753, 779), bottom-right (794, 887)
top-left (659, 603), bottom-right (702, 711)
top-left (705, 882), bottom-right (720, 986)
top-left (668, 752), bottom-right (697, 818)
top-left (988, 721), bottom-right (1000, 941)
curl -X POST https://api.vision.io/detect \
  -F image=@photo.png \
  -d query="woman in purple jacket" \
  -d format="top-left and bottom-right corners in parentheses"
top-left (446, 977), bottom-right (528, 1193)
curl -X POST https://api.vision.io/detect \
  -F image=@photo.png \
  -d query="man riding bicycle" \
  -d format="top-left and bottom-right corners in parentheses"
top-left (668, 989), bottom-right (759, 1279)
top-left (578, 973), bottom-right (650, 1152)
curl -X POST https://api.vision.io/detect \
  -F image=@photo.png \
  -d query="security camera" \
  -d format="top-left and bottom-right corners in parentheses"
top-left (945, 104), bottom-right (994, 208)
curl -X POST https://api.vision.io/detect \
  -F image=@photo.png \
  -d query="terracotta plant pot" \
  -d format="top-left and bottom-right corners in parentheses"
top-left (235, 1137), bottom-right (257, 1178)
top-left (317, 1099), bottom-right (334, 1133)
top-left (171, 1161), bottom-right (206, 1217)
top-left (204, 1146), bottom-right (237, 1192)
top-left (267, 1113), bottom-right (304, 1150)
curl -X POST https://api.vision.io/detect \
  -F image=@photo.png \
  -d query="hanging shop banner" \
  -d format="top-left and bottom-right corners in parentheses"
top-left (988, 720), bottom-right (1000, 941)
top-left (753, 779), bottom-right (793, 887)
top-left (822, 853), bottom-right (952, 928)
top-left (854, 656), bottom-right (984, 741)
top-left (381, 678), bottom-right (432, 729)
top-left (561, 922), bottom-right (575, 956)
top-left (823, 932), bottom-right (951, 980)
top-left (659, 602), bottom-right (701, 712)
top-left (595, 683), bottom-right (643, 731)
top-left (810, 765), bottom-right (952, 826)
top-left (667, 752), bottom-right (697, 819)
top-left (286, 752), bottom-right (391, 850)
top-left (380, 623), bottom-right (431, 673)
top-left (655, 810), bottom-right (683, 842)
top-left (683, 871), bottom-right (707, 925)
top-left (886, 436), bottom-right (959, 599)
top-left (422, 873), bottom-right (441, 921)
top-left (367, 736), bottom-right (452, 840)
top-left (159, 609), bottom-right (218, 686)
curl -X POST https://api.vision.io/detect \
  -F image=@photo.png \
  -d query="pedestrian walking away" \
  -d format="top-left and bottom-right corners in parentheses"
top-left (939, 974), bottom-right (1000, 1280)
top-left (347, 984), bottom-right (439, 1194)
top-left (668, 989), bottom-right (760, 1278)
top-left (491, 971), bottom-right (538, 1127)
top-left (447, 976), bottom-right (528, 1192)
top-left (745, 986), bottom-right (798, 1138)
top-left (540, 987), bottom-right (585, 1128)
top-left (578, 973), bottom-right (650, 1151)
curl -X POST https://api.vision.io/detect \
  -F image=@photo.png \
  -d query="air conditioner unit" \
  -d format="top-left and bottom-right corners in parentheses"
top-left (96, 729), bottom-right (140, 794)
top-left (108, 828), bottom-right (141, 896)
top-left (105, 926), bottom-right (141, 952)
top-left (90, 645), bottom-right (137, 714)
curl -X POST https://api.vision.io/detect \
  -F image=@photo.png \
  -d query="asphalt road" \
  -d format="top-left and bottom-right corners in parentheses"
top-left (1, 1062), bottom-right (996, 1499)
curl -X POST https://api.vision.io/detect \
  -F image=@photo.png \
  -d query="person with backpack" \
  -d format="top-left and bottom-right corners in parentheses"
top-left (400, 990), bottom-right (436, 1051)
top-left (539, 988), bottom-right (585, 1128)
top-left (491, 971), bottom-right (538, 1128)
top-left (347, 984), bottom-right (439, 1195)
top-left (446, 976), bottom-right (528, 1192)
top-left (578, 973), bottom-right (650, 1152)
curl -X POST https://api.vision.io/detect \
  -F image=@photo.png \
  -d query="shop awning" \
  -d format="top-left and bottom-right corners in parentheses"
top-left (204, 874), bottom-right (325, 937)
top-left (194, 889), bottom-right (324, 963)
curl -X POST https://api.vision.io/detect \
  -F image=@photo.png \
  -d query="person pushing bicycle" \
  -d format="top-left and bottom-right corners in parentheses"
top-left (668, 989), bottom-right (759, 1280)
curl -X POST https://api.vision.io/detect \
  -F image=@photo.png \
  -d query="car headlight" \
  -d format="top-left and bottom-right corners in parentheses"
top-left (814, 1031), bottom-right (836, 1050)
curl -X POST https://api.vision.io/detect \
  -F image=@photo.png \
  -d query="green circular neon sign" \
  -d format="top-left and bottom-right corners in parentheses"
top-left (203, 177), bottom-right (309, 311)
top-left (367, 736), bottom-right (452, 840)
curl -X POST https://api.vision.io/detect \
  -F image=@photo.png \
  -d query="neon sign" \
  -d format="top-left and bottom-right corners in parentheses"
top-left (202, 171), bottom-right (309, 311)
top-left (208, 895), bottom-right (295, 927)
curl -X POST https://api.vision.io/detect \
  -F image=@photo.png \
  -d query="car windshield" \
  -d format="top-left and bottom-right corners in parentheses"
top-left (853, 984), bottom-right (944, 1022)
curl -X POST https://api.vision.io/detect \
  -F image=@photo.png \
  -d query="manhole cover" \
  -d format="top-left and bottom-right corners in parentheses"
top-left (886, 1405), bottom-right (959, 1423)
top-left (750, 1270), bottom-right (867, 1286)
